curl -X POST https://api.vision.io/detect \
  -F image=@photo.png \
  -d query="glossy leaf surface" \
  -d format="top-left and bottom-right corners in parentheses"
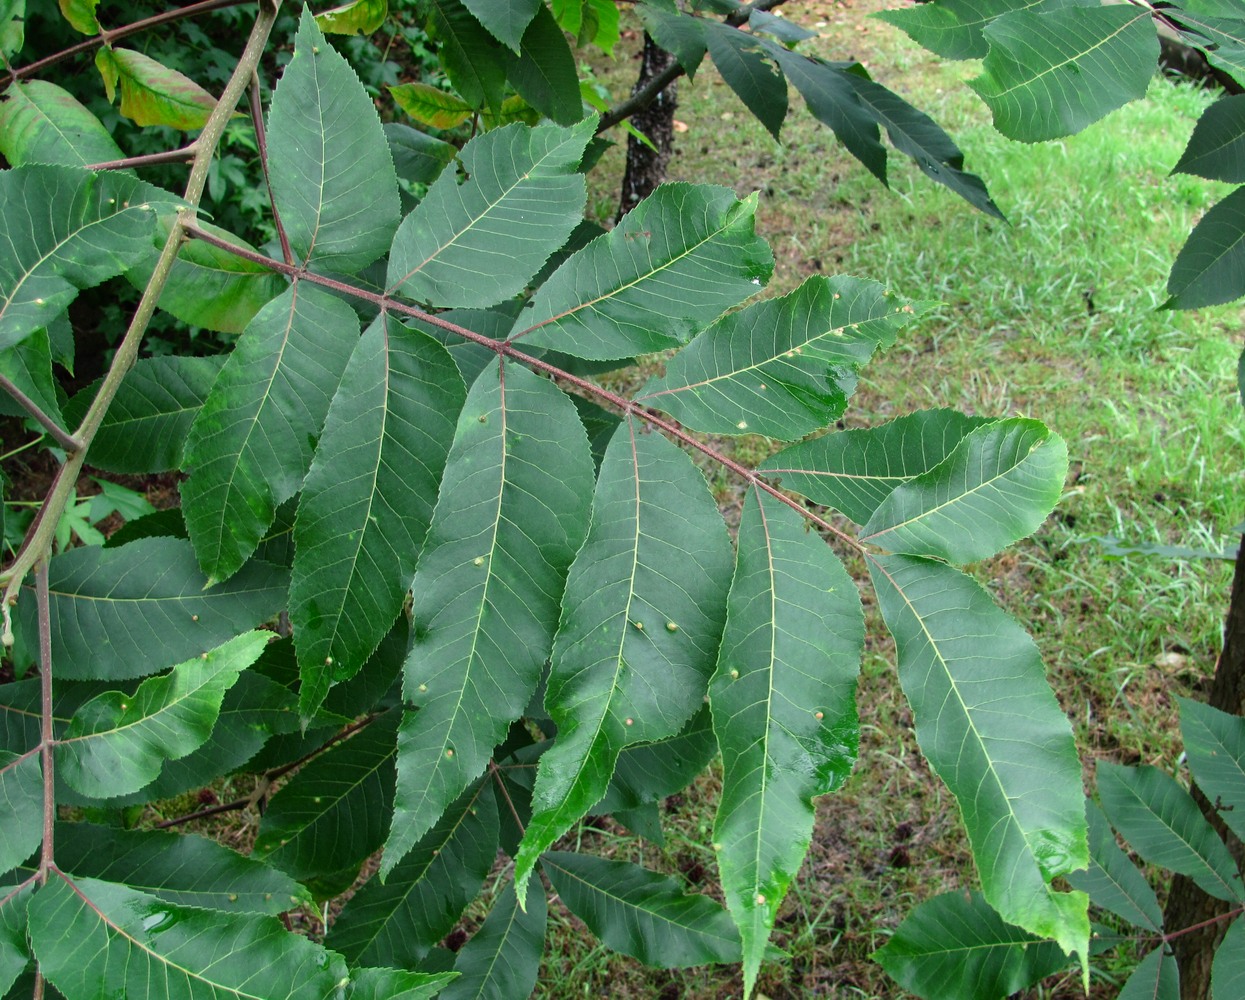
top-left (710, 490), bottom-right (863, 990)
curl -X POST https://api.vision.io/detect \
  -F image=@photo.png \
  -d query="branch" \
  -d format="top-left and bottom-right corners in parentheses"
top-left (0, 374), bottom-right (82, 452)
top-left (597, 0), bottom-right (791, 133)
top-left (2, 0), bottom-right (252, 88)
top-left (180, 221), bottom-right (863, 552)
top-left (36, 559), bottom-right (54, 884)
top-left (86, 144), bottom-right (199, 172)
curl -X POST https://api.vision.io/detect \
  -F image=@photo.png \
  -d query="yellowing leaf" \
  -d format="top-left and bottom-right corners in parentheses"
top-left (58, 0), bottom-right (97, 35)
top-left (314, 0), bottom-right (387, 35)
top-left (95, 47), bottom-right (222, 130)
top-left (389, 82), bottom-right (473, 129)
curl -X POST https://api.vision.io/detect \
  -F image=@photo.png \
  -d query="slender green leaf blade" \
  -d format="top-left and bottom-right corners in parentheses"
top-left (0, 328), bottom-right (61, 427)
top-left (56, 631), bottom-right (271, 798)
top-left (637, 5), bottom-right (706, 77)
top-left (349, 968), bottom-right (457, 1000)
top-left (1214, 916), bottom-right (1244, 1000)
top-left (19, 537), bottom-right (288, 681)
top-left (513, 424), bottom-right (733, 898)
top-left (328, 780), bottom-right (498, 968)
top-left (710, 490), bottom-right (863, 991)
top-left (440, 879), bottom-right (545, 1000)
top-left (1174, 94), bottom-right (1245, 183)
top-left (1066, 802), bottom-right (1163, 931)
top-left (543, 852), bottom-right (742, 968)
top-left (1119, 945), bottom-right (1179, 1000)
top-left (385, 122), bottom-right (456, 187)
top-left (638, 276), bottom-right (919, 440)
top-left (969, 6), bottom-right (1158, 142)
top-left (423, 0), bottom-right (506, 112)
top-left (868, 553), bottom-right (1089, 960)
top-left (591, 705), bottom-right (716, 816)
top-left (1179, 697), bottom-right (1245, 843)
top-left (386, 118), bottom-right (592, 309)
top-left (462, 0), bottom-right (538, 49)
top-left (0, 751), bottom-right (40, 873)
top-left (52, 821), bottom-right (309, 915)
top-left (1177, 13), bottom-right (1245, 80)
top-left (503, 3), bottom-right (582, 125)
top-left (0, 165), bottom-right (172, 352)
top-left (29, 873), bottom-right (348, 999)
top-left (95, 47), bottom-right (220, 130)
top-left (254, 711), bottom-right (399, 894)
top-left (387, 361), bottom-right (593, 873)
top-left (269, 9), bottom-right (400, 274)
top-left (874, 890), bottom-right (1072, 1000)
top-left (182, 283), bottom-right (358, 582)
top-left (517, 184), bottom-right (774, 360)
top-left (874, 0), bottom-right (1085, 61)
top-left (0, 0), bottom-right (23, 59)
top-left (862, 418), bottom-right (1068, 563)
top-left (0, 80), bottom-right (122, 166)
top-left (390, 82), bottom-right (473, 129)
top-left (705, 23), bottom-right (787, 140)
top-left (0, 878), bottom-right (32, 995)
top-left (65, 356), bottom-right (224, 474)
top-left (758, 409), bottom-right (993, 524)
top-left (1097, 761), bottom-right (1243, 903)
top-left (291, 316), bottom-right (465, 714)
top-left (1165, 186), bottom-right (1245, 310)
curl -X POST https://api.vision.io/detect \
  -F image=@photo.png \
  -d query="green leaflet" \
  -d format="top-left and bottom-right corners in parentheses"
top-left (56, 631), bottom-right (271, 799)
top-left (637, 3), bottom-right (707, 76)
top-left (349, 968), bottom-right (459, 1000)
top-left (542, 852), bottom-right (742, 968)
top-left (1176, 11), bottom-right (1245, 80)
top-left (513, 424), bottom-right (733, 900)
top-left (873, 890), bottom-right (1072, 1000)
top-left (386, 117), bottom-right (593, 309)
top-left (328, 780), bottom-right (498, 968)
top-left (1214, 917), bottom-right (1245, 1000)
top-left (1173, 94), bottom-right (1245, 184)
top-left (51, 821), bottom-right (310, 915)
top-left (969, 5), bottom-right (1158, 142)
top-left (0, 165), bottom-right (174, 352)
top-left (759, 408), bottom-right (991, 524)
top-left (709, 490), bottom-right (863, 992)
top-left (1066, 802), bottom-right (1163, 931)
top-left (440, 879), bottom-right (545, 1000)
top-left (0, 751), bottom-right (40, 873)
top-left (1096, 761), bottom-right (1243, 903)
top-left (290, 315), bottom-right (465, 715)
top-left (590, 705), bottom-right (716, 816)
top-left (1118, 945), bottom-right (1179, 1000)
top-left (315, 0), bottom-right (388, 35)
top-left (862, 418), bottom-right (1068, 564)
top-left (0, 80), bottom-right (123, 166)
top-left (254, 711), bottom-right (399, 897)
top-left (390, 82), bottom-right (474, 129)
top-left (0, 0), bottom-right (23, 59)
top-left (64, 355), bottom-right (225, 474)
top-left (1179, 697), bottom-right (1245, 843)
top-left (516, 183), bottom-right (774, 360)
top-left (1165, 186), bottom-right (1245, 309)
top-left (95, 47), bottom-right (220, 130)
top-left (422, 0), bottom-right (506, 112)
top-left (868, 553), bottom-right (1089, 962)
top-left (462, 0), bottom-right (539, 50)
top-left (18, 536), bottom-right (288, 682)
top-left (268, 10), bottom-right (400, 275)
top-left (0, 328), bottom-right (61, 427)
top-left (637, 276), bottom-right (919, 440)
top-left (386, 361), bottom-right (593, 874)
top-left (58, 0), bottom-right (97, 34)
top-left (385, 122), bottom-right (456, 188)
top-left (874, 0), bottom-right (1087, 62)
top-left (0, 879), bottom-right (31, 995)
top-left (181, 283), bottom-right (358, 582)
top-left (704, 22), bottom-right (787, 140)
top-left (29, 874), bottom-right (348, 999)
top-left (502, 3), bottom-right (582, 125)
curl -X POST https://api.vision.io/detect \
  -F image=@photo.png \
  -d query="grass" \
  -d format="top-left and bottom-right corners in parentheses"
top-left (538, 1), bottom-right (1245, 997)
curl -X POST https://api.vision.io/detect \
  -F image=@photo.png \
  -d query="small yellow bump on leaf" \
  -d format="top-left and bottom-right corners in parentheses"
top-left (712, 842), bottom-right (722, 851)
top-left (814, 711), bottom-right (824, 720)
top-left (191, 614), bottom-right (199, 622)
top-left (312, 46), bottom-right (320, 53)
top-left (228, 893), bottom-right (238, 903)
top-left (264, 894), bottom-right (272, 901)
top-left (473, 557), bottom-right (484, 566)
top-left (624, 717), bottom-right (634, 726)
top-left (478, 414), bottom-right (487, 423)
top-left (418, 683), bottom-right (427, 693)
top-left (729, 668), bottom-right (739, 679)
top-left (290, 896), bottom-right (300, 904)
top-left (758, 383), bottom-right (766, 390)
top-left (833, 292), bottom-right (840, 299)
top-left (665, 621), bottom-right (678, 632)
top-left (119, 703), bottom-right (127, 712)
top-left (446, 748), bottom-right (454, 757)
top-left (633, 620), bottom-right (644, 631)
top-left (200, 652), bottom-right (209, 660)
top-left (736, 421), bottom-right (747, 430)
top-left (755, 893), bottom-right (766, 905)
top-left (324, 656), bottom-right (333, 666)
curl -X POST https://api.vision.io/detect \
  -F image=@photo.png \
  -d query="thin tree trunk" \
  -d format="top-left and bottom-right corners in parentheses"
top-left (1163, 539), bottom-right (1245, 999)
top-left (617, 32), bottom-right (678, 222)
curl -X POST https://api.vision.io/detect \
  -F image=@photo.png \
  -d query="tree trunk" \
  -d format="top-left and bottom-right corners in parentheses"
top-left (1163, 539), bottom-right (1245, 999)
top-left (617, 32), bottom-right (678, 222)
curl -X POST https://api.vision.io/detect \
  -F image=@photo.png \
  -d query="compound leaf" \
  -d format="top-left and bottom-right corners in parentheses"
top-left (0, 80), bottom-right (122, 167)
top-left (637, 276), bottom-right (919, 440)
top-left (19, 537), bottom-right (288, 682)
top-left (874, 890), bottom-right (1072, 1000)
top-left (268, 9), bottom-right (400, 274)
top-left (1066, 802), bottom-right (1163, 931)
top-left (440, 879), bottom-right (545, 1000)
top-left (181, 283), bottom-right (358, 582)
top-left (861, 418), bottom-right (1067, 564)
top-left (513, 424), bottom-right (733, 900)
top-left (709, 490), bottom-right (863, 992)
top-left (386, 361), bottom-right (592, 873)
top-left (759, 408), bottom-right (991, 524)
top-left (290, 315), bottom-right (465, 715)
top-left (542, 852), bottom-right (741, 968)
top-left (386, 118), bottom-right (593, 309)
top-left (56, 631), bottom-right (271, 798)
top-left (869, 553), bottom-right (1089, 961)
top-left (516, 183), bottom-right (773, 360)
top-left (28, 873), bottom-right (348, 1000)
